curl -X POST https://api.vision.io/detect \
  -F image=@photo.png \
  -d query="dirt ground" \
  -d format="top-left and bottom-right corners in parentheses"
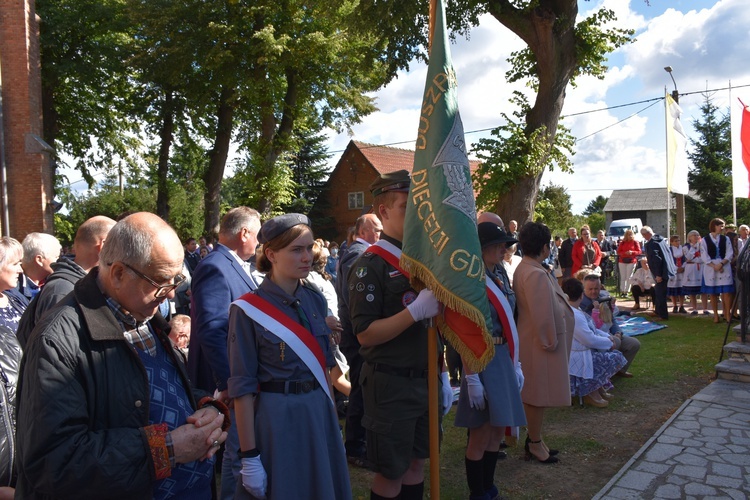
top-left (493, 375), bottom-right (710, 499)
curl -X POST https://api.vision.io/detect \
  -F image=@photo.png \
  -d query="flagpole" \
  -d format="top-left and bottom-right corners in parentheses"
top-left (427, 1), bottom-right (440, 497)
top-left (731, 81), bottom-right (737, 224)
top-left (665, 88), bottom-right (671, 237)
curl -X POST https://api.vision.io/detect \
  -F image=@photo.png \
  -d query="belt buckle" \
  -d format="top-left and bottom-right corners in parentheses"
top-left (302, 381), bottom-right (314, 393)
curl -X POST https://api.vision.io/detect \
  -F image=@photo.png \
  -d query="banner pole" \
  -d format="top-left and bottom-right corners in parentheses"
top-left (427, 319), bottom-right (440, 498)
top-left (427, 1), bottom-right (440, 497)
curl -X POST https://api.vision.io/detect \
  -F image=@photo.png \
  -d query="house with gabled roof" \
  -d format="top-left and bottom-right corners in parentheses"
top-left (310, 140), bottom-right (480, 243)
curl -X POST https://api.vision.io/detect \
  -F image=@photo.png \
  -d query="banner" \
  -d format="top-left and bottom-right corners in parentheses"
top-left (731, 93), bottom-right (750, 198)
top-left (399, 0), bottom-right (493, 372)
top-left (665, 93), bottom-right (690, 195)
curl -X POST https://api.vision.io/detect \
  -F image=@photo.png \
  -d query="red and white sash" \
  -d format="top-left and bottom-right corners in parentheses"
top-left (233, 293), bottom-right (333, 404)
top-left (485, 275), bottom-right (520, 367)
top-left (367, 240), bottom-right (410, 277)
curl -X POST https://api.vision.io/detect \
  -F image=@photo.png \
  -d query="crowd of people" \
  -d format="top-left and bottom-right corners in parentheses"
top-left (0, 173), bottom-right (743, 498)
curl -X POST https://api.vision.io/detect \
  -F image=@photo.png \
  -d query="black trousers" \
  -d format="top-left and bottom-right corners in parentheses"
top-left (653, 279), bottom-right (669, 319)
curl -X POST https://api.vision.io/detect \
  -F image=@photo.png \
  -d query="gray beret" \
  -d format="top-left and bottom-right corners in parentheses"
top-left (258, 213), bottom-right (311, 244)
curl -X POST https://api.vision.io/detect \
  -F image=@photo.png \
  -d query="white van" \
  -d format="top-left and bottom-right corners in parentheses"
top-left (608, 218), bottom-right (644, 245)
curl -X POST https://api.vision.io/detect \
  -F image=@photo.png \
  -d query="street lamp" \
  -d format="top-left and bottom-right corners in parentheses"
top-left (664, 66), bottom-right (679, 102)
top-left (664, 65), bottom-right (685, 242)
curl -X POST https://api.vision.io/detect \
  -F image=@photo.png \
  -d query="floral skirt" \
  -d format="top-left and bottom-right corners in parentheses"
top-left (570, 350), bottom-right (627, 397)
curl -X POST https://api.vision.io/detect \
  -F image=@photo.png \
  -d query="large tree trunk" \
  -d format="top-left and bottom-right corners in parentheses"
top-left (203, 86), bottom-right (235, 237)
top-left (488, 0), bottom-right (578, 224)
top-left (156, 89), bottom-right (174, 221)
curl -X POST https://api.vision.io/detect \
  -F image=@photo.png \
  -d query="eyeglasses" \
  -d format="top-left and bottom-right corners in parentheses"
top-left (118, 262), bottom-right (186, 298)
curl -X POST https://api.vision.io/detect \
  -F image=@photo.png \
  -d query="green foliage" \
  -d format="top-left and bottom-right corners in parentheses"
top-left (504, 8), bottom-right (633, 89)
top-left (534, 184), bottom-right (574, 236)
top-left (586, 212), bottom-right (606, 234)
top-left (473, 93), bottom-right (575, 211)
top-left (280, 130), bottom-right (332, 214)
top-left (222, 156), bottom-right (296, 219)
top-left (685, 93), bottom-right (750, 231)
top-left (38, 0), bottom-right (140, 184)
top-left (53, 214), bottom-right (76, 248)
top-left (583, 195), bottom-right (608, 217)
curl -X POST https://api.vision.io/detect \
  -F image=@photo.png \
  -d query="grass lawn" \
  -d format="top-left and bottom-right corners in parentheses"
top-left (346, 312), bottom-right (726, 499)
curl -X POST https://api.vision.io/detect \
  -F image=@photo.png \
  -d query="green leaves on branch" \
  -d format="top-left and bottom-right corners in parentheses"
top-left (472, 92), bottom-right (574, 212)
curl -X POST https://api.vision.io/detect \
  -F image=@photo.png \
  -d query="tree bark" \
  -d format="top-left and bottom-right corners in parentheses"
top-left (156, 89), bottom-right (174, 221)
top-left (487, 0), bottom-right (578, 224)
top-left (203, 86), bottom-right (235, 237)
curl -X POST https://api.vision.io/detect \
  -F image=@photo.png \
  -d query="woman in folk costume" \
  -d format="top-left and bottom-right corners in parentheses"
top-left (667, 235), bottom-right (687, 314)
top-left (227, 214), bottom-right (351, 500)
top-left (682, 230), bottom-right (709, 315)
top-left (699, 218), bottom-right (736, 324)
top-left (455, 223), bottom-right (526, 500)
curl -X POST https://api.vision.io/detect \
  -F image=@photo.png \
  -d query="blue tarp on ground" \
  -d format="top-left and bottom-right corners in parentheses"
top-left (615, 315), bottom-right (668, 337)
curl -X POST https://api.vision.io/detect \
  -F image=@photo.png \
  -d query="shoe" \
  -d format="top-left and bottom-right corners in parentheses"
top-left (346, 451), bottom-right (373, 470)
top-left (496, 450), bottom-right (507, 460)
top-left (679, 307), bottom-right (688, 314)
top-left (632, 305), bottom-right (641, 311)
top-left (599, 390), bottom-right (615, 401)
top-left (691, 310), bottom-right (698, 315)
top-left (703, 311), bottom-right (710, 316)
top-left (714, 316), bottom-right (722, 324)
top-left (616, 371), bottom-right (634, 378)
top-left (583, 394), bottom-right (609, 408)
top-left (524, 437), bottom-right (559, 464)
top-left (672, 306), bottom-right (679, 313)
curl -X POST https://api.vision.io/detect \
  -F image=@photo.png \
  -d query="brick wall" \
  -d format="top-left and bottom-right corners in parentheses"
top-left (0, 0), bottom-right (54, 240)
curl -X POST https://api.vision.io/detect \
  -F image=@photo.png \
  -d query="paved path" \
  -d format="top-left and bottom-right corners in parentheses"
top-left (594, 379), bottom-right (750, 499)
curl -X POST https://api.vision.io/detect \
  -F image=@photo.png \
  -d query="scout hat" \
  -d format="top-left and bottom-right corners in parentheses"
top-left (478, 222), bottom-right (518, 248)
top-left (369, 169), bottom-right (411, 197)
top-left (258, 213), bottom-right (311, 244)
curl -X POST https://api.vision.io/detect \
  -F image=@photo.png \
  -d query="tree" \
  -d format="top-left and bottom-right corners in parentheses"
top-left (38, 0), bottom-right (139, 185)
top-left (685, 93), bottom-right (750, 232)
top-left (473, 1), bottom-right (633, 224)
top-left (583, 195), bottom-right (608, 217)
top-left (280, 130), bottom-right (332, 214)
top-left (534, 184), bottom-right (573, 236)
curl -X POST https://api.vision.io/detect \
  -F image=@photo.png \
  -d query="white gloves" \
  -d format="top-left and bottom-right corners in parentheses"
top-left (240, 456), bottom-right (267, 499)
top-left (406, 289), bottom-right (440, 322)
top-left (465, 373), bottom-right (486, 410)
top-left (515, 363), bottom-right (525, 391)
top-left (440, 371), bottom-right (453, 415)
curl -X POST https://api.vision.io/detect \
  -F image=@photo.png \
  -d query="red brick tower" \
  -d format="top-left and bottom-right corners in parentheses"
top-left (0, 0), bottom-right (54, 239)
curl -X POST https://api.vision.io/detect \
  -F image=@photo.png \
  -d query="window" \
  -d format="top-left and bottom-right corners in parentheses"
top-left (348, 191), bottom-right (364, 210)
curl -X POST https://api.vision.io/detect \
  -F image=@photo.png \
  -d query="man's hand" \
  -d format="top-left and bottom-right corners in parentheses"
top-left (172, 410), bottom-right (227, 463)
top-left (325, 316), bottom-right (342, 345)
top-left (655, 276), bottom-right (663, 283)
top-left (406, 289), bottom-right (440, 322)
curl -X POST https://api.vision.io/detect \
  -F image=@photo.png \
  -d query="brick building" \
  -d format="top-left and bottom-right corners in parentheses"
top-left (311, 140), bottom-right (479, 244)
top-left (0, 0), bottom-right (54, 239)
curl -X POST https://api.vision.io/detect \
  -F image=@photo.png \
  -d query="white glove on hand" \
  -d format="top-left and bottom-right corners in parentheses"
top-left (515, 363), bottom-right (525, 391)
top-left (440, 371), bottom-right (453, 415)
top-left (406, 289), bottom-right (440, 322)
top-left (465, 373), bottom-right (486, 410)
top-left (240, 456), bottom-right (267, 499)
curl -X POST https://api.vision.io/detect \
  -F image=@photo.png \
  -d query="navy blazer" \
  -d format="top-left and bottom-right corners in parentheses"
top-left (188, 243), bottom-right (260, 392)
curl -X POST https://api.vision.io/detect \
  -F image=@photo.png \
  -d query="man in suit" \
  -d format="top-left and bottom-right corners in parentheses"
top-left (558, 227), bottom-right (577, 279)
top-left (183, 238), bottom-right (201, 273)
top-left (641, 225), bottom-right (674, 320)
top-left (188, 206), bottom-right (262, 500)
top-left (335, 212), bottom-right (382, 466)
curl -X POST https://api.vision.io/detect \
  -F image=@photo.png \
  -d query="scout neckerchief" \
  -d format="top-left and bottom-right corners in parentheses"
top-left (233, 292), bottom-right (333, 404)
top-left (485, 273), bottom-right (520, 367)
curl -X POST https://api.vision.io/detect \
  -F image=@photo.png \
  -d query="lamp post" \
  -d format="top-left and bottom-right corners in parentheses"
top-left (665, 66), bottom-right (686, 242)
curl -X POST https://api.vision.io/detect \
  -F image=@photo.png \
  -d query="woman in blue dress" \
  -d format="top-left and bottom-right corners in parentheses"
top-left (455, 222), bottom-right (526, 500)
top-left (227, 214), bottom-right (351, 500)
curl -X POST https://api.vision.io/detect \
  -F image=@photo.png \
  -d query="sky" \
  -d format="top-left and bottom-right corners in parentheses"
top-left (323, 0), bottom-right (750, 214)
